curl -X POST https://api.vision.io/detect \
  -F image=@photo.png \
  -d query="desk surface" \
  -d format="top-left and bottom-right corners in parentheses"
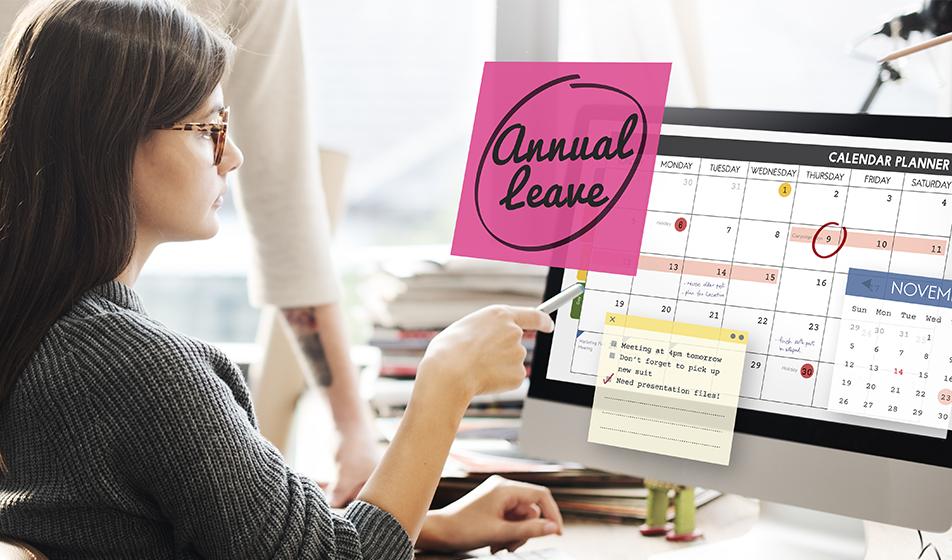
top-left (419, 494), bottom-right (952, 559)
top-left (415, 494), bottom-right (755, 559)
top-left (292, 393), bottom-right (952, 560)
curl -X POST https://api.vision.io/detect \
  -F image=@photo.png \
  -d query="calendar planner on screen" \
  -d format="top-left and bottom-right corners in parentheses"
top-left (544, 123), bottom-right (952, 439)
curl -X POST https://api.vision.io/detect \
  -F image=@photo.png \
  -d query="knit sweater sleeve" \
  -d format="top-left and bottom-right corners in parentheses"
top-left (58, 312), bottom-right (413, 560)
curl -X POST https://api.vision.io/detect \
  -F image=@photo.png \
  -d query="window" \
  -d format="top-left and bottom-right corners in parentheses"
top-left (302, 0), bottom-right (496, 248)
top-left (559, 0), bottom-right (947, 115)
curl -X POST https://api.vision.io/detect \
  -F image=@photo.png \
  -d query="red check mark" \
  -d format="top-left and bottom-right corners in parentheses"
top-left (603, 372), bottom-right (615, 384)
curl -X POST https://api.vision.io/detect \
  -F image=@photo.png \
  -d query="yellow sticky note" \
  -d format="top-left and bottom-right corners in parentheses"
top-left (588, 313), bottom-right (748, 465)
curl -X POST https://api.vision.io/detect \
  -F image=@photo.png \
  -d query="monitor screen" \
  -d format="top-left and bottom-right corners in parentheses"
top-left (528, 107), bottom-right (952, 469)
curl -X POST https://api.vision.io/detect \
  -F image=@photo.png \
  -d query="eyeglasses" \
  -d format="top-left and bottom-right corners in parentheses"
top-left (155, 106), bottom-right (229, 165)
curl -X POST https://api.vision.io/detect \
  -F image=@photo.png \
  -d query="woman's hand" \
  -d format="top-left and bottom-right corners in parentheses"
top-left (416, 305), bottom-right (555, 403)
top-left (355, 306), bottom-right (554, 544)
top-left (417, 475), bottom-right (564, 554)
top-left (327, 422), bottom-right (381, 508)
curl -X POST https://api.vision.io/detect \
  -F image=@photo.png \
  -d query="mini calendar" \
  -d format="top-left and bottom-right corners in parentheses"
top-left (828, 269), bottom-right (952, 430)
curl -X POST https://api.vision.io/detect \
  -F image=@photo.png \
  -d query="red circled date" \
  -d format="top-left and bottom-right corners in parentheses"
top-left (812, 221), bottom-right (848, 259)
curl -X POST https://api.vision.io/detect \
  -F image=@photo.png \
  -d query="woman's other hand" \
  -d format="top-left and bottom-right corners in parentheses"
top-left (327, 422), bottom-right (381, 508)
top-left (417, 475), bottom-right (564, 553)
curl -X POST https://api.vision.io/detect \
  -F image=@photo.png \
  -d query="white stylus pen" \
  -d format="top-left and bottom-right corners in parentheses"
top-left (536, 282), bottom-right (585, 314)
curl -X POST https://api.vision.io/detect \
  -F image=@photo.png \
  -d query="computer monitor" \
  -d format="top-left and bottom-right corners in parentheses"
top-left (520, 107), bottom-right (952, 558)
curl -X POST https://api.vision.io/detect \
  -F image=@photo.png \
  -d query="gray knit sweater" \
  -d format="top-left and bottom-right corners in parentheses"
top-left (0, 281), bottom-right (414, 559)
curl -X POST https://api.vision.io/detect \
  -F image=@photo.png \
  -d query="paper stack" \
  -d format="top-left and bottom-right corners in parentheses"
top-left (376, 417), bottom-right (721, 522)
top-left (361, 253), bottom-right (547, 416)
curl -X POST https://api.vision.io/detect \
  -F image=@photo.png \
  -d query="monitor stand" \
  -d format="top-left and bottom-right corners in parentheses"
top-left (651, 501), bottom-right (866, 560)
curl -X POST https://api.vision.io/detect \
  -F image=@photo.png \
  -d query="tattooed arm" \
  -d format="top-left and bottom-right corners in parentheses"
top-left (282, 302), bottom-right (380, 508)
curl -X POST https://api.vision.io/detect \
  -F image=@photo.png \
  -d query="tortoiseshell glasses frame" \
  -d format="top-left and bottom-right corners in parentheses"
top-left (155, 106), bottom-right (229, 165)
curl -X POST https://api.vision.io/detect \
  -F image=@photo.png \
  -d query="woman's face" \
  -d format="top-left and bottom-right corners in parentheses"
top-left (131, 84), bottom-right (243, 244)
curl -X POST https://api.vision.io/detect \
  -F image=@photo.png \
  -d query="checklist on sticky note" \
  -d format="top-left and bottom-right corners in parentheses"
top-left (588, 313), bottom-right (748, 465)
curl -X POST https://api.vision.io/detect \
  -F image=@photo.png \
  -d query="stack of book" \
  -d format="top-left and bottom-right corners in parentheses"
top-left (435, 474), bottom-right (721, 523)
top-left (369, 327), bottom-right (537, 380)
top-left (363, 254), bottom-right (547, 331)
top-left (362, 254), bottom-right (547, 417)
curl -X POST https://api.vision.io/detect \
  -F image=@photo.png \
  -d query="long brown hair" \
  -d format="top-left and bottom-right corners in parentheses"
top-left (0, 0), bottom-right (234, 405)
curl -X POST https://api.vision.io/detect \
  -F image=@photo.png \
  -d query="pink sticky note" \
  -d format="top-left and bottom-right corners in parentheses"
top-left (451, 62), bottom-right (671, 275)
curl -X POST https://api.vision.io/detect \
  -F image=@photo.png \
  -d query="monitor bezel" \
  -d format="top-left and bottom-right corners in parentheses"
top-left (527, 107), bottom-right (952, 470)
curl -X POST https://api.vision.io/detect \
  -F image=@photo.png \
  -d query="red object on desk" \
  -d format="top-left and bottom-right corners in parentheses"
top-left (639, 523), bottom-right (670, 536)
top-left (666, 529), bottom-right (703, 542)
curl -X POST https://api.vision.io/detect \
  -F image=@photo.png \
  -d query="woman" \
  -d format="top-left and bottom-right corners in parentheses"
top-left (0, 1), bottom-right (563, 558)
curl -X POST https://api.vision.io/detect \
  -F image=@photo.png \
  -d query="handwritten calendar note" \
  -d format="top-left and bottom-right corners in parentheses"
top-left (451, 62), bottom-right (671, 275)
top-left (588, 313), bottom-right (747, 465)
top-left (828, 269), bottom-right (952, 431)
